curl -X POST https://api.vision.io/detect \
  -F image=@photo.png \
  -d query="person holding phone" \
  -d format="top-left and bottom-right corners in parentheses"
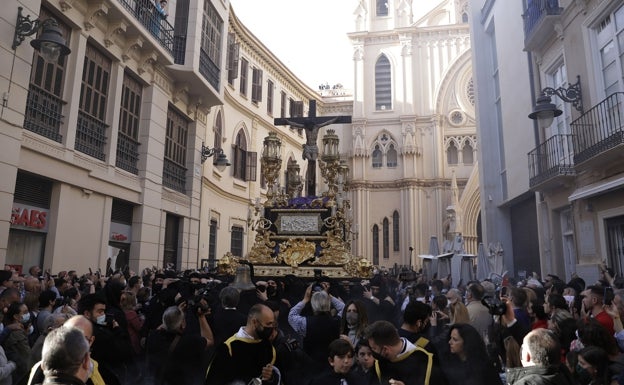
top-left (580, 286), bottom-right (614, 335)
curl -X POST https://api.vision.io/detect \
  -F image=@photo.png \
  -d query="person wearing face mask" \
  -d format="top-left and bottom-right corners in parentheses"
top-left (340, 300), bottom-right (368, 346)
top-left (146, 305), bottom-right (213, 385)
top-left (575, 346), bottom-right (610, 385)
top-left (1, 302), bottom-right (33, 385)
top-left (77, 294), bottom-right (133, 384)
top-left (205, 304), bottom-right (278, 384)
top-left (39, 327), bottom-right (92, 385)
top-left (365, 320), bottom-right (448, 385)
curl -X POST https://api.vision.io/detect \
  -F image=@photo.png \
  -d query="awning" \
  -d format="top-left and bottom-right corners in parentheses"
top-left (568, 174), bottom-right (624, 201)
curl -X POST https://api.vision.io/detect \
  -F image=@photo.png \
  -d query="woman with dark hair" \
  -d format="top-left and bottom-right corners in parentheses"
top-left (1, 302), bottom-right (32, 385)
top-left (576, 346), bottom-right (610, 385)
top-left (443, 323), bottom-right (502, 385)
top-left (340, 300), bottom-right (368, 346)
top-left (576, 319), bottom-right (624, 381)
top-left (548, 308), bottom-right (577, 363)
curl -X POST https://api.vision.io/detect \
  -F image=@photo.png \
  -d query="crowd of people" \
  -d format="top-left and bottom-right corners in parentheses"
top-left (0, 263), bottom-right (623, 385)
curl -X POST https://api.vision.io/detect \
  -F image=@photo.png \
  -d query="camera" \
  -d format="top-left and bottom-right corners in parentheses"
top-left (481, 296), bottom-right (507, 316)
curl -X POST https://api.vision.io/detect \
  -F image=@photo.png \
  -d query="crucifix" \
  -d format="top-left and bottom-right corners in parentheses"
top-left (274, 100), bottom-right (351, 196)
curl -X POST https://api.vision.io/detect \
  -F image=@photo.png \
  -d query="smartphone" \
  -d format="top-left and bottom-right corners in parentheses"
top-left (105, 313), bottom-right (115, 327)
top-left (500, 286), bottom-right (508, 298)
top-left (605, 287), bottom-right (614, 306)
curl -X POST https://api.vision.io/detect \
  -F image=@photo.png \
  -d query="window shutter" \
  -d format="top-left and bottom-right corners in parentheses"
top-left (246, 151), bottom-right (257, 181)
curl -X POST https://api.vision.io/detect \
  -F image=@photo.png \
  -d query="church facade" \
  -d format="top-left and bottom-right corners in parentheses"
top-left (332, 0), bottom-right (480, 268)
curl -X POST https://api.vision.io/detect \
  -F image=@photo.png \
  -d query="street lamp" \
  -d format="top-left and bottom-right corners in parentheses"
top-left (201, 142), bottom-right (230, 171)
top-left (528, 75), bottom-right (583, 129)
top-left (12, 7), bottom-right (71, 62)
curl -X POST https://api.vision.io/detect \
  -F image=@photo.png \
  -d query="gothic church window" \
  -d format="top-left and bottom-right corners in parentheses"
top-left (383, 218), bottom-right (390, 259)
top-left (447, 141), bottom-right (458, 165)
top-left (393, 211), bottom-right (400, 251)
top-left (387, 144), bottom-right (397, 167)
top-left (376, 0), bottom-right (388, 16)
top-left (372, 145), bottom-right (383, 168)
top-left (375, 55), bottom-right (392, 110)
top-left (462, 140), bottom-right (474, 164)
top-left (372, 225), bottom-right (380, 265)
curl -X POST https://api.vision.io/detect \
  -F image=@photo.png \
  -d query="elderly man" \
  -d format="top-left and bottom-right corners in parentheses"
top-left (506, 328), bottom-right (575, 385)
top-left (40, 327), bottom-right (91, 385)
top-left (288, 284), bottom-right (344, 371)
top-left (205, 303), bottom-right (278, 384)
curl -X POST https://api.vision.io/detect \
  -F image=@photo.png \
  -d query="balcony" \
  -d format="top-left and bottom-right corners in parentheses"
top-left (528, 134), bottom-right (575, 190)
top-left (116, 0), bottom-right (174, 54)
top-left (163, 159), bottom-right (187, 193)
top-left (571, 93), bottom-right (624, 170)
top-left (24, 84), bottom-right (65, 143)
top-left (523, 0), bottom-right (562, 51)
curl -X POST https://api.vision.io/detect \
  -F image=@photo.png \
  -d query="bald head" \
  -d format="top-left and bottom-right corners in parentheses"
top-left (65, 315), bottom-right (94, 346)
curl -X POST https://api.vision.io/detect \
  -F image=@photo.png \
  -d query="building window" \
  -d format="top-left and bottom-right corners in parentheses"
top-left (233, 131), bottom-right (257, 181)
top-left (447, 141), bottom-right (458, 165)
top-left (199, 0), bottom-right (222, 88)
top-left (231, 226), bottom-right (244, 257)
top-left (372, 225), bottom-right (380, 265)
top-left (372, 145), bottom-right (383, 168)
top-left (214, 111), bottom-right (222, 150)
top-left (24, 7), bottom-right (70, 143)
top-left (208, 219), bottom-right (217, 268)
top-left (280, 91), bottom-right (287, 118)
top-left (375, 55), bottom-right (392, 110)
top-left (596, 6), bottom-right (624, 97)
top-left (393, 211), bottom-right (400, 251)
top-left (251, 68), bottom-right (263, 104)
top-left (383, 218), bottom-right (389, 259)
top-left (376, 0), bottom-right (388, 16)
top-left (239, 58), bottom-right (248, 96)
top-left (76, 44), bottom-right (111, 161)
top-left (163, 106), bottom-right (188, 193)
top-left (116, 72), bottom-right (142, 174)
top-left (289, 99), bottom-right (303, 117)
top-left (267, 80), bottom-right (274, 116)
top-left (386, 144), bottom-right (397, 167)
top-left (462, 140), bottom-right (474, 164)
top-left (226, 32), bottom-right (239, 86)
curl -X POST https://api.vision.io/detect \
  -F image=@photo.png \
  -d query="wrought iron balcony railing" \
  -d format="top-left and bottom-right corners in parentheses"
top-left (24, 84), bottom-right (65, 143)
top-left (523, 0), bottom-right (562, 38)
top-left (116, 132), bottom-right (140, 174)
top-left (528, 134), bottom-right (575, 188)
top-left (199, 47), bottom-right (220, 90)
top-left (163, 158), bottom-right (187, 193)
top-left (75, 111), bottom-right (108, 161)
top-left (117, 0), bottom-right (174, 54)
top-left (571, 92), bottom-right (624, 165)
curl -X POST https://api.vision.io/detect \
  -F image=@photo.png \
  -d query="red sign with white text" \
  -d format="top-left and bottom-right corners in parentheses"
top-left (10, 203), bottom-right (49, 232)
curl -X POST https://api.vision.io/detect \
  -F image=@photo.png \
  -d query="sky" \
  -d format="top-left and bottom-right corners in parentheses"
top-left (229, 0), bottom-right (356, 91)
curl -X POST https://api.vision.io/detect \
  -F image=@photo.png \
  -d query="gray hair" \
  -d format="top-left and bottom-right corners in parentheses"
top-left (162, 306), bottom-right (184, 332)
top-left (42, 326), bottom-right (89, 376)
top-left (311, 291), bottom-right (331, 313)
top-left (219, 286), bottom-right (240, 308)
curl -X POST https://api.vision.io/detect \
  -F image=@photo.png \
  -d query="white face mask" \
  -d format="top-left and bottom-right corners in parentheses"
top-left (27, 325), bottom-right (34, 335)
top-left (96, 314), bottom-right (106, 326)
top-left (87, 359), bottom-right (94, 378)
top-left (21, 313), bottom-right (30, 323)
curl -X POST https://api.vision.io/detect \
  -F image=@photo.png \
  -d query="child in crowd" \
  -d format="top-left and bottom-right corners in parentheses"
top-left (309, 338), bottom-right (359, 385)
top-left (352, 339), bottom-right (377, 385)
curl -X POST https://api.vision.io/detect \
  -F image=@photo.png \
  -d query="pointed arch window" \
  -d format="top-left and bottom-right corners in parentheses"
top-left (214, 111), bottom-right (222, 151)
top-left (387, 144), bottom-right (397, 167)
top-left (393, 211), bottom-right (400, 251)
top-left (372, 225), bottom-right (380, 265)
top-left (462, 140), bottom-right (474, 165)
top-left (372, 145), bottom-right (383, 168)
top-left (233, 131), bottom-right (257, 181)
top-left (383, 218), bottom-right (390, 259)
top-left (447, 142), bottom-right (458, 165)
top-left (375, 55), bottom-right (392, 110)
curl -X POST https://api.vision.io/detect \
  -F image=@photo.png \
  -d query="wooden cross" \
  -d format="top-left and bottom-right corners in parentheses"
top-left (274, 100), bottom-right (351, 196)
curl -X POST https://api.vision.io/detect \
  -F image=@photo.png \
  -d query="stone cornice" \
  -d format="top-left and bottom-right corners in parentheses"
top-left (350, 178), bottom-right (467, 190)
